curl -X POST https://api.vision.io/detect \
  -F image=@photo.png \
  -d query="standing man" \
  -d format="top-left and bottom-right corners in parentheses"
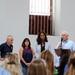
top-left (56, 31), bottom-right (75, 51)
top-left (0, 35), bottom-right (13, 61)
top-left (54, 31), bottom-right (75, 68)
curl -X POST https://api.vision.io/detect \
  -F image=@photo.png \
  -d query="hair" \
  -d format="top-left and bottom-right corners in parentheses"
top-left (22, 38), bottom-right (31, 49)
top-left (65, 51), bottom-right (75, 75)
top-left (40, 50), bottom-right (54, 75)
top-left (36, 32), bottom-right (48, 44)
top-left (7, 35), bottom-right (13, 40)
top-left (3, 53), bottom-right (22, 75)
top-left (58, 54), bottom-right (70, 75)
top-left (62, 31), bottom-right (69, 36)
top-left (27, 59), bottom-right (47, 75)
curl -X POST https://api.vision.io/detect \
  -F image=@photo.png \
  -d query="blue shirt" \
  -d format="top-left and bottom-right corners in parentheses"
top-left (64, 64), bottom-right (68, 74)
top-left (0, 67), bottom-right (11, 75)
top-left (56, 40), bottom-right (75, 51)
top-left (54, 40), bottom-right (75, 67)
top-left (0, 42), bottom-right (13, 58)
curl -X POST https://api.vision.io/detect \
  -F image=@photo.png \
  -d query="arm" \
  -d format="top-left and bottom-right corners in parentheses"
top-left (47, 42), bottom-right (51, 51)
top-left (0, 44), bottom-right (5, 61)
top-left (34, 42), bottom-right (40, 58)
top-left (19, 47), bottom-right (27, 65)
top-left (72, 42), bottom-right (75, 51)
top-left (0, 44), bottom-right (3, 52)
top-left (56, 42), bottom-right (61, 49)
top-left (31, 48), bottom-right (34, 62)
top-left (11, 45), bottom-right (13, 52)
top-left (54, 54), bottom-right (60, 67)
top-left (0, 58), bottom-right (5, 61)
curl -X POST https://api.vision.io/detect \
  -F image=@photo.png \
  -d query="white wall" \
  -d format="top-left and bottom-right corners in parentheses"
top-left (0, 0), bottom-right (30, 53)
top-left (54, 0), bottom-right (61, 35)
top-left (0, 0), bottom-right (75, 55)
top-left (60, 0), bottom-right (75, 41)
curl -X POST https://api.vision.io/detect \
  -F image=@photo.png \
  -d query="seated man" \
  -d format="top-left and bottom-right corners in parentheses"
top-left (0, 35), bottom-right (13, 61)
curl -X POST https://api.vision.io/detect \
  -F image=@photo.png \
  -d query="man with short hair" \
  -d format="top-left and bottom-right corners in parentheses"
top-left (54, 31), bottom-right (75, 68)
top-left (56, 31), bottom-right (75, 51)
top-left (0, 35), bottom-right (13, 61)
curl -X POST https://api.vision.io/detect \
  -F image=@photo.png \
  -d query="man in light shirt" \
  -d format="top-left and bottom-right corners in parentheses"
top-left (56, 31), bottom-right (75, 51)
top-left (54, 31), bottom-right (75, 67)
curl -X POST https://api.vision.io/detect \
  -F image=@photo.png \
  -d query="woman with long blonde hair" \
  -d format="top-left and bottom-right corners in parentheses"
top-left (40, 50), bottom-right (55, 75)
top-left (3, 53), bottom-right (23, 75)
top-left (65, 51), bottom-right (75, 75)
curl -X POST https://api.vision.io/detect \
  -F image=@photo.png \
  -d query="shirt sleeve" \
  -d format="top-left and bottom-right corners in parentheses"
top-left (34, 42), bottom-right (40, 58)
top-left (0, 44), bottom-right (4, 51)
top-left (3, 70), bottom-right (11, 75)
top-left (56, 42), bottom-right (61, 49)
top-left (54, 54), bottom-right (60, 67)
top-left (47, 42), bottom-right (51, 51)
top-left (10, 45), bottom-right (13, 52)
top-left (72, 42), bottom-right (75, 51)
top-left (0, 67), bottom-right (11, 75)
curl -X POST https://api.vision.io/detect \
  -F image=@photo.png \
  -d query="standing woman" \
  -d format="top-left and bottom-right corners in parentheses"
top-left (19, 38), bottom-right (34, 75)
top-left (34, 32), bottom-right (51, 58)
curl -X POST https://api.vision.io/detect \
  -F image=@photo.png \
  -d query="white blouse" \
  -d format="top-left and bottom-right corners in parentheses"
top-left (34, 42), bottom-right (51, 58)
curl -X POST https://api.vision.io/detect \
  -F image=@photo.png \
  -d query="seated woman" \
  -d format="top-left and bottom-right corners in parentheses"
top-left (65, 51), bottom-right (75, 75)
top-left (40, 50), bottom-right (55, 75)
top-left (3, 53), bottom-right (23, 75)
top-left (27, 59), bottom-right (47, 75)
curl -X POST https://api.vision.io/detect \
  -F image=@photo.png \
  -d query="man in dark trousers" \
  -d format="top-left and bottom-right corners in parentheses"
top-left (0, 35), bottom-right (13, 61)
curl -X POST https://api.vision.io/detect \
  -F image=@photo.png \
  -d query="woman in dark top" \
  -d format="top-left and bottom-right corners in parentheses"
top-left (19, 38), bottom-right (34, 75)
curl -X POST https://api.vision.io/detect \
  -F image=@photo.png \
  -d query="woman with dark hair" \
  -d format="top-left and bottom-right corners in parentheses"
top-left (34, 32), bottom-right (51, 58)
top-left (19, 38), bottom-right (34, 75)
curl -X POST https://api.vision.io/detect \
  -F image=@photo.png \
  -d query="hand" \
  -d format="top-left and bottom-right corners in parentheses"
top-left (58, 43), bottom-right (61, 49)
top-left (26, 63), bottom-right (31, 67)
top-left (0, 58), bottom-right (5, 61)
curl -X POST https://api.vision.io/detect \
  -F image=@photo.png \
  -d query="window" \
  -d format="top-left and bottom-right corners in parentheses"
top-left (29, 0), bottom-right (53, 35)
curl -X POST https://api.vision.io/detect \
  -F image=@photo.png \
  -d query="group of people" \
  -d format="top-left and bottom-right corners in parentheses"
top-left (0, 31), bottom-right (75, 75)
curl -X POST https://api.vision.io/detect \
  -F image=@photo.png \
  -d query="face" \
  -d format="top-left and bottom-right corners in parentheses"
top-left (25, 40), bottom-right (29, 47)
top-left (7, 37), bottom-right (13, 45)
top-left (61, 33), bottom-right (68, 41)
top-left (40, 33), bottom-right (45, 40)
